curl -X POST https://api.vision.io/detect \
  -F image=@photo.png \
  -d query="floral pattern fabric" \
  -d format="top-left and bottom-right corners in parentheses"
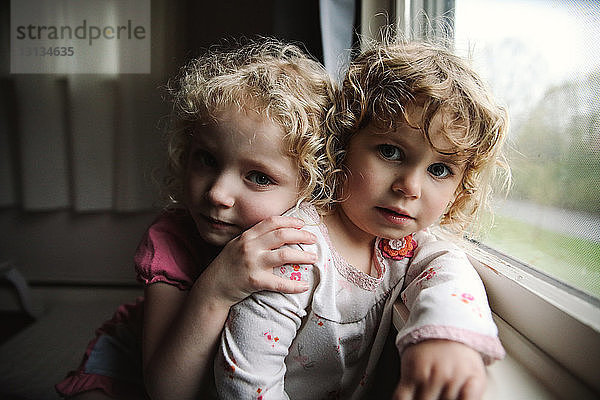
top-left (215, 203), bottom-right (505, 399)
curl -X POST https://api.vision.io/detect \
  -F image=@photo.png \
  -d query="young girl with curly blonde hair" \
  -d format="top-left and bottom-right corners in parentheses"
top-left (56, 37), bottom-right (336, 400)
top-left (215, 38), bottom-right (509, 400)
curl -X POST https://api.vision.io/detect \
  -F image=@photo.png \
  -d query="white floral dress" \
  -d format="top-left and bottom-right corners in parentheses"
top-left (214, 203), bottom-right (504, 400)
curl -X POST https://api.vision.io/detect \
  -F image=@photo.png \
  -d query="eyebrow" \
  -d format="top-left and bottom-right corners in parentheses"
top-left (437, 153), bottom-right (468, 168)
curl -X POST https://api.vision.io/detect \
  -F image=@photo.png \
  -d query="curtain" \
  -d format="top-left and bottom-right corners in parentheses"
top-left (0, 0), bottom-right (179, 212)
top-left (320, 0), bottom-right (356, 81)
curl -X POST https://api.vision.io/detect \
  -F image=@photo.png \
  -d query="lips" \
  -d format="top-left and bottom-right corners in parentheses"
top-left (202, 214), bottom-right (237, 229)
top-left (376, 207), bottom-right (414, 224)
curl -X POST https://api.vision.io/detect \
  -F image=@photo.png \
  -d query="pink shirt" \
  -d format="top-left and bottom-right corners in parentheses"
top-left (135, 210), bottom-right (219, 290)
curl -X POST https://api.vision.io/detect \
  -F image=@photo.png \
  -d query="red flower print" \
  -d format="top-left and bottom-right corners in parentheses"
top-left (378, 235), bottom-right (417, 260)
top-left (418, 267), bottom-right (437, 281)
top-left (263, 330), bottom-right (280, 347)
top-left (452, 292), bottom-right (475, 304)
top-left (452, 293), bottom-right (483, 317)
top-left (290, 271), bottom-right (302, 281)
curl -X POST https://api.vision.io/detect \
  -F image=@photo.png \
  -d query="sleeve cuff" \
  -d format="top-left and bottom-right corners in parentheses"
top-left (396, 325), bottom-right (506, 365)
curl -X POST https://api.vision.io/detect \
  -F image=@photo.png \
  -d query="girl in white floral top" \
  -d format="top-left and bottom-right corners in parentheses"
top-left (215, 38), bottom-right (510, 400)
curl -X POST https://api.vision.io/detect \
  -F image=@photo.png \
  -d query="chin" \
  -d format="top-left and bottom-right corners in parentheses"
top-left (199, 232), bottom-right (236, 247)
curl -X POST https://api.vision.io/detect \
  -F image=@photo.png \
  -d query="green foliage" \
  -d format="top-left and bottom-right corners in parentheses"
top-left (509, 73), bottom-right (600, 215)
top-left (485, 214), bottom-right (600, 298)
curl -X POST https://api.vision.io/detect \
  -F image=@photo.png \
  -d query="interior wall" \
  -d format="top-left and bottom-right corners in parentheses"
top-left (0, 0), bottom-right (324, 285)
top-left (0, 210), bottom-right (156, 284)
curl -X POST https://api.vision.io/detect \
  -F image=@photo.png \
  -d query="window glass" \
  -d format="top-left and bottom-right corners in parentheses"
top-left (455, 0), bottom-right (600, 299)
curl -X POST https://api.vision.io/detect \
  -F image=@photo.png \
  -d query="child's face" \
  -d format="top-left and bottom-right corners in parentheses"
top-left (184, 106), bottom-right (301, 246)
top-left (338, 108), bottom-right (465, 241)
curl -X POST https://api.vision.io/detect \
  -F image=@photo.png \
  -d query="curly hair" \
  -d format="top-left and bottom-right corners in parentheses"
top-left (325, 38), bottom-right (510, 233)
top-left (163, 37), bottom-right (336, 210)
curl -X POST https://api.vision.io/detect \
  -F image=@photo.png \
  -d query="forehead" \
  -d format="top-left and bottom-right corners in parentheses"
top-left (196, 105), bottom-right (282, 146)
top-left (192, 105), bottom-right (298, 168)
top-left (396, 102), bottom-right (470, 156)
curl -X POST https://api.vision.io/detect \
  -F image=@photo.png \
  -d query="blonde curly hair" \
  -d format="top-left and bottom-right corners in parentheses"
top-left (325, 39), bottom-right (510, 233)
top-left (163, 37), bottom-right (336, 210)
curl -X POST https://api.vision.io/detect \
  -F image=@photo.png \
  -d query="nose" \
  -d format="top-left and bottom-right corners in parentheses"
top-left (392, 168), bottom-right (421, 198)
top-left (207, 173), bottom-right (236, 208)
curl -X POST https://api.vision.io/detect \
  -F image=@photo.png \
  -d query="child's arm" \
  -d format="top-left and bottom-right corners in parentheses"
top-left (393, 235), bottom-right (504, 400)
top-left (393, 339), bottom-right (486, 400)
top-left (143, 216), bottom-right (317, 400)
top-left (396, 237), bottom-right (504, 362)
top-left (214, 258), bottom-right (316, 398)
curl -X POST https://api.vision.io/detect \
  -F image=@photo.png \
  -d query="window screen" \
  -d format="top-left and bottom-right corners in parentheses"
top-left (455, 0), bottom-right (600, 299)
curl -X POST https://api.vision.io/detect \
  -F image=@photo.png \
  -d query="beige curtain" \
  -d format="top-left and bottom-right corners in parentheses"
top-left (0, 0), bottom-right (180, 212)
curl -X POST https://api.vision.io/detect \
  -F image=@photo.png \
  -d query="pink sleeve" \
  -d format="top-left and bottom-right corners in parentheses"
top-left (134, 211), bottom-right (207, 291)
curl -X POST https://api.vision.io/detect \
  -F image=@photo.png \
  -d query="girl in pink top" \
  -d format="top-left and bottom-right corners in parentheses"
top-left (56, 37), bottom-right (336, 399)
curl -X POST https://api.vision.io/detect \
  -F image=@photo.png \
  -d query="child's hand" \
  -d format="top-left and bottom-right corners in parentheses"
top-left (204, 215), bottom-right (317, 306)
top-left (393, 339), bottom-right (486, 400)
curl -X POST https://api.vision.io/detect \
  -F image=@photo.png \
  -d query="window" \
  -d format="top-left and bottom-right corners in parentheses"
top-left (452, 1), bottom-right (600, 396)
top-left (359, 1), bottom-right (600, 397)
top-left (454, 0), bottom-right (600, 301)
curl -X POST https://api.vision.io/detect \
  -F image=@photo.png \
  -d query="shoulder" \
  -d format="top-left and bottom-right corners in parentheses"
top-left (135, 209), bottom-right (212, 289)
top-left (141, 210), bottom-right (202, 258)
top-left (148, 209), bottom-right (198, 237)
top-left (412, 228), bottom-right (465, 256)
top-left (406, 228), bottom-right (478, 279)
top-left (282, 202), bottom-right (321, 224)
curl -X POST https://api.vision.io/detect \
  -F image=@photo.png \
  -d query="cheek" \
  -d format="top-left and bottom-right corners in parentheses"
top-left (435, 197), bottom-right (454, 216)
top-left (431, 184), bottom-right (460, 216)
top-left (185, 174), bottom-right (207, 201)
top-left (240, 192), bottom-right (298, 226)
top-left (343, 160), bottom-right (381, 198)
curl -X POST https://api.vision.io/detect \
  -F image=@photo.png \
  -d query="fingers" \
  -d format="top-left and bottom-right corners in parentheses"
top-left (392, 381), bottom-right (416, 400)
top-left (264, 227), bottom-right (317, 249)
top-left (244, 216), bottom-right (307, 238)
top-left (394, 370), bottom-right (443, 400)
top-left (239, 216), bottom-right (317, 251)
top-left (458, 374), bottom-right (486, 400)
top-left (266, 246), bottom-right (317, 267)
top-left (220, 215), bottom-right (318, 297)
top-left (237, 228), bottom-right (317, 271)
top-left (394, 377), bottom-right (480, 400)
top-left (394, 340), bottom-right (487, 400)
top-left (260, 275), bottom-right (310, 294)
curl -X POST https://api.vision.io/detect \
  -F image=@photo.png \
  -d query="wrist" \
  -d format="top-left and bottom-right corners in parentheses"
top-left (192, 267), bottom-right (236, 312)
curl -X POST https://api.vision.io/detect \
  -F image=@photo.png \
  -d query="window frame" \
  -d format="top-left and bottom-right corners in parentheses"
top-left (438, 230), bottom-right (600, 398)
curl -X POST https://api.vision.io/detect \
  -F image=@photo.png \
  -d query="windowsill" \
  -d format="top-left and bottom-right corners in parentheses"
top-left (392, 228), bottom-right (600, 399)
top-left (484, 349), bottom-right (558, 400)
top-left (393, 301), bottom-right (558, 399)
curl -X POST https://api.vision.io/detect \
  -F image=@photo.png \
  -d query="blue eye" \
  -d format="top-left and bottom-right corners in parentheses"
top-left (428, 163), bottom-right (452, 178)
top-left (378, 144), bottom-right (404, 161)
top-left (247, 171), bottom-right (273, 186)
